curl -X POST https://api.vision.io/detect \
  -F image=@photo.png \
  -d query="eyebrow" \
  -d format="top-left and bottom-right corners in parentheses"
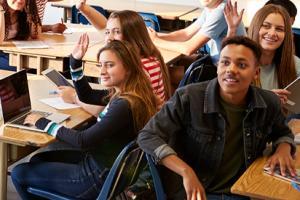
top-left (221, 56), bottom-right (249, 62)
top-left (262, 21), bottom-right (285, 29)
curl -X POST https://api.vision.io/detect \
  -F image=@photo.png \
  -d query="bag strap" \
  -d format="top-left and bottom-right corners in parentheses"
top-left (146, 153), bottom-right (167, 200)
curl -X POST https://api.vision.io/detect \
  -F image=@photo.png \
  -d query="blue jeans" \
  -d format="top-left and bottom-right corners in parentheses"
top-left (0, 51), bottom-right (16, 71)
top-left (11, 152), bottom-right (108, 200)
top-left (207, 193), bottom-right (250, 200)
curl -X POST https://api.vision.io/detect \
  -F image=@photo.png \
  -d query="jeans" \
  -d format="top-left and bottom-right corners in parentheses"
top-left (11, 152), bottom-right (108, 200)
top-left (0, 51), bottom-right (16, 71)
top-left (207, 193), bottom-right (250, 200)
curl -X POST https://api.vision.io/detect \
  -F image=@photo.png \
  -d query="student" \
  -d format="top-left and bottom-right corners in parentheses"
top-left (225, 3), bottom-right (300, 105)
top-left (36, 0), bottom-right (67, 33)
top-left (11, 37), bottom-right (158, 199)
top-left (0, 0), bottom-right (41, 71)
top-left (59, 9), bottom-right (171, 106)
top-left (264, 0), bottom-right (300, 61)
top-left (147, 0), bottom-right (245, 64)
top-left (137, 36), bottom-right (296, 200)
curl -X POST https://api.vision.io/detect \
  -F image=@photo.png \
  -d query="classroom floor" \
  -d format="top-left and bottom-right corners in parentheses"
top-left (7, 175), bottom-right (20, 200)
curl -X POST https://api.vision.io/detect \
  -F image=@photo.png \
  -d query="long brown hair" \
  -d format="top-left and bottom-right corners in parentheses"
top-left (1, 0), bottom-right (41, 40)
top-left (97, 40), bottom-right (157, 132)
top-left (108, 10), bottom-right (171, 99)
top-left (248, 4), bottom-right (296, 88)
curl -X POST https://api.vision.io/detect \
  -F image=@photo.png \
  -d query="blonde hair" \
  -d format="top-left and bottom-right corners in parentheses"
top-left (248, 4), bottom-right (296, 88)
top-left (97, 40), bottom-right (157, 132)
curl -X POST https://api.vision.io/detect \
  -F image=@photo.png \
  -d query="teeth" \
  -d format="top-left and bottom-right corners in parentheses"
top-left (264, 37), bottom-right (276, 42)
top-left (226, 79), bottom-right (237, 82)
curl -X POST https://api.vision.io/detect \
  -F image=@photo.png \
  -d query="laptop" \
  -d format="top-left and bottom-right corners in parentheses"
top-left (0, 70), bottom-right (70, 133)
top-left (284, 76), bottom-right (300, 113)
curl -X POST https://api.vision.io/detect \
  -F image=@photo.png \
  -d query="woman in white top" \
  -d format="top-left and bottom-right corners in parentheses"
top-left (225, 2), bottom-right (300, 105)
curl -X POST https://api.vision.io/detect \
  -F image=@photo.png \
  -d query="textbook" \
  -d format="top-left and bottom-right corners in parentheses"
top-left (264, 166), bottom-right (300, 184)
top-left (284, 77), bottom-right (300, 113)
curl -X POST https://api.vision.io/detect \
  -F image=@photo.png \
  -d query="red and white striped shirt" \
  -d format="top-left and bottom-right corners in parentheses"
top-left (141, 57), bottom-right (165, 101)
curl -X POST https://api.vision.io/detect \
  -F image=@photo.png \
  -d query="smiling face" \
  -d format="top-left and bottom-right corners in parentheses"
top-left (98, 50), bottom-right (128, 90)
top-left (217, 44), bottom-right (259, 104)
top-left (259, 13), bottom-right (285, 54)
top-left (104, 18), bottom-right (123, 44)
top-left (7, 0), bottom-right (26, 11)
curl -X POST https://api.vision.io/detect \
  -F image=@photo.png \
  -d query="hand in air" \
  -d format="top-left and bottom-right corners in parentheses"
top-left (72, 33), bottom-right (90, 60)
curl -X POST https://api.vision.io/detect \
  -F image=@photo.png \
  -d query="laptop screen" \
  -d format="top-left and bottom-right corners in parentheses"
top-left (0, 70), bottom-right (31, 123)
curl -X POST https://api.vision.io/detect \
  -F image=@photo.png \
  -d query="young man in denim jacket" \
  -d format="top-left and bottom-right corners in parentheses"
top-left (138, 36), bottom-right (296, 200)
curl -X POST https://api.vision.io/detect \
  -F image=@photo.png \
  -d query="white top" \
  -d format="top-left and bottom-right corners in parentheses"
top-left (260, 56), bottom-right (300, 90)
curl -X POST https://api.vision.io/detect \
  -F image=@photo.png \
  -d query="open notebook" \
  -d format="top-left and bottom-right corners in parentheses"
top-left (0, 70), bottom-right (70, 133)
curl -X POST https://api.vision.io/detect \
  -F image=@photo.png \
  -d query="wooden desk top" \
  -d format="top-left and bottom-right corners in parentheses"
top-left (231, 120), bottom-right (300, 199)
top-left (0, 24), bottom-right (102, 58)
top-left (51, 0), bottom-right (198, 20)
top-left (0, 73), bottom-right (93, 147)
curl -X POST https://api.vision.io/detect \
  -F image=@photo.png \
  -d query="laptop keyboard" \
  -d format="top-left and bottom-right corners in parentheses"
top-left (12, 111), bottom-right (51, 126)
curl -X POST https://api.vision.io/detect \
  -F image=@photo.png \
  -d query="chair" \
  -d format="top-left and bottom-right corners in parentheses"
top-left (178, 54), bottom-right (217, 87)
top-left (139, 12), bottom-right (160, 32)
top-left (71, 5), bottom-right (107, 24)
top-left (293, 28), bottom-right (300, 58)
top-left (27, 141), bottom-right (166, 200)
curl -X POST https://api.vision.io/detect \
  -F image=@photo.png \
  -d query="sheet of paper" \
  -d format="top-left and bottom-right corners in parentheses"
top-left (39, 97), bottom-right (80, 110)
top-left (12, 40), bottom-right (49, 49)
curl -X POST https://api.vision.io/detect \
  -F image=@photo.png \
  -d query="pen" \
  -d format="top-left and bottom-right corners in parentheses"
top-left (61, 18), bottom-right (64, 24)
top-left (291, 182), bottom-right (300, 192)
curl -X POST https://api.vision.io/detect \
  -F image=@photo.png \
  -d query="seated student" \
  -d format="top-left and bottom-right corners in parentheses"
top-left (35, 0), bottom-right (67, 33)
top-left (0, 0), bottom-right (41, 71)
top-left (147, 0), bottom-right (245, 63)
top-left (147, 0), bottom-right (245, 91)
top-left (225, 3), bottom-right (300, 105)
top-left (137, 36), bottom-right (296, 200)
top-left (11, 37), bottom-right (158, 199)
top-left (59, 8), bottom-right (171, 112)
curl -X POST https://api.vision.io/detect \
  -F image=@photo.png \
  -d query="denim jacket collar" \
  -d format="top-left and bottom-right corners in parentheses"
top-left (204, 78), bottom-right (267, 114)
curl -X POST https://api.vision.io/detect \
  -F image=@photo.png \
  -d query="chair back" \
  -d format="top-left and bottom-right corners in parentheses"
top-left (293, 28), bottom-right (300, 58)
top-left (71, 6), bottom-right (107, 24)
top-left (97, 141), bottom-right (166, 200)
top-left (139, 12), bottom-right (160, 32)
top-left (178, 54), bottom-right (217, 87)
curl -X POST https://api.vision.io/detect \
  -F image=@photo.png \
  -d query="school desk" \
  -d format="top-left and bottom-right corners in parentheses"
top-left (0, 72), bottom-right (95, 200)
top-left (0, 24), bottom-right (182, 77)
top-left (0, 24), bottom-right (102, 75)
top-left (231, 144), bottom-right (300, 200)
top-left (51, 0), bottom-right (199, 21)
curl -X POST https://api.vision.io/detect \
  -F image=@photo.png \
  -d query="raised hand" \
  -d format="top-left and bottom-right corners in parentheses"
top-left (224, 0), bottom-right (244, 37)
top-left (72, 33), bottom-right (89, 60)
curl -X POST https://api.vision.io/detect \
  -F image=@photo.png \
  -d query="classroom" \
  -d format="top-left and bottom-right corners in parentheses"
top-left (0, 0), bottom-right (300, 199)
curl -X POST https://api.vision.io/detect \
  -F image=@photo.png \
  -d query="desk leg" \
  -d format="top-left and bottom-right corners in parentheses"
top-left (0, 142), bottom-right (8, 200)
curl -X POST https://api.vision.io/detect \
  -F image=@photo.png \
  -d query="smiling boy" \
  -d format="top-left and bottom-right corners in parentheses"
top-left (138, 36), bottom-right (296, 200)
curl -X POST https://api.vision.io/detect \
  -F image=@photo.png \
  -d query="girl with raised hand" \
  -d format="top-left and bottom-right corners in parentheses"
top-left (224, 1), bottom-right (300, 105)
top-left (11, 35), bottom-right (158, 199)
top-left (59, 8), bottom-right (171, 107)
top-left (0, 0), bottom-right (41, 71)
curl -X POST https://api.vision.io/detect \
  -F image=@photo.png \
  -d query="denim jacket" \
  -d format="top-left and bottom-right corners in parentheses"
top-left (138, 78), bottom-right (296, 188)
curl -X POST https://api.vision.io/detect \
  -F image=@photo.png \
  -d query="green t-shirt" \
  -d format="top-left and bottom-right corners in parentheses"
top-left (207, 97), bottom-right (246, 194)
